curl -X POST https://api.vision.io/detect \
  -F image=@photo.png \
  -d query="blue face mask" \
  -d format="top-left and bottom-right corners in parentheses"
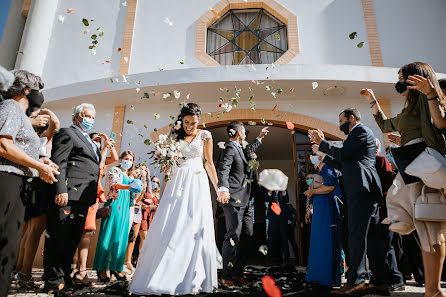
top-left (120, 159), bottom-right (133, 170)
top-left (151, 183), bottom-right (159, 190)
top-left (80, 117), bottom-right (94, 132)
top-left (310, 155), bottom-right (320, 166)
top-left (306, 178), bottom-right (313, 186)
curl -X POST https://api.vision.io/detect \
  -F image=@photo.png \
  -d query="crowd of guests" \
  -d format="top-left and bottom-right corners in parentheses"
top-left (300, 62), bottom-right (446, 297)
top-left (0, 61), bottom-right (446, 297)
top-left (0, 68), bottom-right (161, 295)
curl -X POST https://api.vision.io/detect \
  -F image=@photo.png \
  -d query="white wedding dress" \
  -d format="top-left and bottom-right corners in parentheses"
top-left (129, 129), bottom-right (219, 295)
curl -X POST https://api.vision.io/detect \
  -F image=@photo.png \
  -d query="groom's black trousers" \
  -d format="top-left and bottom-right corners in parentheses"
top-left (222, 204), bottom-right (253, 280)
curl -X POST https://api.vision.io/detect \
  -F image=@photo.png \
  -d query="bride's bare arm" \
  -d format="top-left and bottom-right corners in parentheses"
top-left (203, 137), bottom-right (219, 194)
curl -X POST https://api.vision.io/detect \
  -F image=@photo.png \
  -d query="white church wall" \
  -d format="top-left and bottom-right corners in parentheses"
top-left (41, 0), bottom-right (127, 88)
top-left (130, 0), bottom-right (372, 74)
top-left (374, 0), bottom-right (446, 74)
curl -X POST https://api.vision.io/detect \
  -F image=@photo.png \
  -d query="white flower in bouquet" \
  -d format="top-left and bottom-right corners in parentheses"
top-left (149, 133), bottom-right (186, 181)
top-left (159, 134), bottom-right (168, 142)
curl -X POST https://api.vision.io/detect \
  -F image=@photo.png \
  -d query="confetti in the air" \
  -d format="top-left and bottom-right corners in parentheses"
top-left (135, 88), bottom-right (140, 93)
top-left (81, 29), bottom-right (89, 35)
top-left (162, 93), bottom-right (171, 99)
top-left (230, 238), bottom-right (235, 246)
top-left (186, 94), bottom-right (190, 100)
top-left (122, 1), bottom-right (127, 6)
top-left (349, 32), bottom-right (357, 40)
top-left (312, 82), bottom-right (318, 89)
top-left (66, 8), bottom-right (76, 14)
top-left (271, 202), bottom-right (281, 215)
top-left (217, 142), bottom-right (226, 149)
top-left (58, 15), bottom-right (65, 24)
top-left (286, 121), bottom-right (295, 130)
top-left (262, 275), bottom-right (282, 297)
top-left (117, 47), bottom-right (122, 52)
top-left (163, 17), bottom-right (173, 26)
top-left (259, 245), bottom-right (268, 256)
top-left (173, 90), bottom-right (181, 99)
top-left (154, 113), bottom-right (160, 120)
top-left (124, 57), bottom-right (129, 63)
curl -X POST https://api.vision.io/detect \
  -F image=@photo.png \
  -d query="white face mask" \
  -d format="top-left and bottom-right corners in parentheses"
top-left (310, 155), bottom-right (320, 166)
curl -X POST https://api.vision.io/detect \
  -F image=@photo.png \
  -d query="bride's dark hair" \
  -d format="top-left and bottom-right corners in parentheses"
top-left (170, 103), bottom-right (201, 140)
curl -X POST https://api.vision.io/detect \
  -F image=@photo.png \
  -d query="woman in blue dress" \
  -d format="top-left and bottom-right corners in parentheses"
top-left (93, 151), bottom-right (136, 282)
top-left (304, 154), bottom-right (342, 287)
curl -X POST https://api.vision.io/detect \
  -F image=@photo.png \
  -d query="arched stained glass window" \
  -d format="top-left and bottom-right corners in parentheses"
top-left (206, 9), bottom-right (288, 65)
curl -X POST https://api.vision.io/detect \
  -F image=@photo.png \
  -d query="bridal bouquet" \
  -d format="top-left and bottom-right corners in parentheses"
top-left (149, 134), bottom-right (186, 180)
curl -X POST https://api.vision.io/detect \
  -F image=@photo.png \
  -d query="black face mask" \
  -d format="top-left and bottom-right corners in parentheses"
top-left (339, 120), bottom-right (350, 135)
top-left (395, 81), bottom-right (408, 94)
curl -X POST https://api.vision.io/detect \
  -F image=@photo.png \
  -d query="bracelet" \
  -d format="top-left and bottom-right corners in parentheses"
top-left (427, 95), bottom-right (439, 101)
top-left (370, 100), bottom-right (377, 107)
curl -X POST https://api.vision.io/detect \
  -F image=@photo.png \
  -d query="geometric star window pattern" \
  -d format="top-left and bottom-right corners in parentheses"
top-left (207, 9), bottom-right (288, 65)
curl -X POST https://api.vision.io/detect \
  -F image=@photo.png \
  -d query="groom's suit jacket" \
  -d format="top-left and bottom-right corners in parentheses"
top-left (217, 139), bottom-right (261, 206)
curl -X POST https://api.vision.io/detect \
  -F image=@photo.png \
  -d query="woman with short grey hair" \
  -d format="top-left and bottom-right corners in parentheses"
top-left (0, 69), bottom-right (59, 296)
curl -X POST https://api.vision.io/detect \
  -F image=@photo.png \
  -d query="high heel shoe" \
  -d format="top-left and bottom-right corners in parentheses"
top-left (111, 271), bottom-right (126, 281)
top-left (96, 271), bottom-right (110, 283)
top-left (73, 270), bottom-right (94, 287)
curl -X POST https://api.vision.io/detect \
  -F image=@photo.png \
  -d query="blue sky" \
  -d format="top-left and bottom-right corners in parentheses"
top-left (0, 0), bottom-right (12, 42)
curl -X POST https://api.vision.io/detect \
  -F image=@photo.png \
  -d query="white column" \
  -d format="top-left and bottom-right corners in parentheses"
top-left (14, 0), bottom-right (59, 76)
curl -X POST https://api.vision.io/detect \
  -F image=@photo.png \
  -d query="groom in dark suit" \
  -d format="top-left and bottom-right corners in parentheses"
top-left (43, 103), bottom-right (101, 291)
top-left (217, 122), bottom-right (269, 287)
top-left (309, 108), bottom-right (388, 296)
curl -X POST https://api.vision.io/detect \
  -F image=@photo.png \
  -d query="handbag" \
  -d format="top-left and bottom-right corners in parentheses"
top-left (310, 174), bottom-right (324, 189)
top-left (405, 147), bottom-right (446, 190)
top-left (390, 141), bottom-right (427, 184)
top-left (96, 206), bottom-right (112, 219)
top-left (414, 185), bottom-right (446, 222)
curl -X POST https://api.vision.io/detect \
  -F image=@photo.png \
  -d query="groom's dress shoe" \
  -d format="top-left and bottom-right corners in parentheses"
top-left (232, 276), bottom-right (252, 286)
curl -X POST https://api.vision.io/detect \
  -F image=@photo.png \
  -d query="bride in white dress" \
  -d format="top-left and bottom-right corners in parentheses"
top-left (129, 103), bottom-right (220, 295)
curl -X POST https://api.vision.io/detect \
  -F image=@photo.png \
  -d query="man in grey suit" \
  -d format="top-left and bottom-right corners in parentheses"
top-left (217, 121), bottom-right (268, 287)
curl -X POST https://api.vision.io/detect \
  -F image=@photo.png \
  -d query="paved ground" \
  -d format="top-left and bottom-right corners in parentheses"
top-left (7, 267), bottom-right (435, 297)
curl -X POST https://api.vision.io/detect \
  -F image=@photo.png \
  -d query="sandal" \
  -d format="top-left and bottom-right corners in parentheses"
top-left (17, 272), bottom-right (36, 289)
top-left (73, 270), bottom-right (95, 287)
top-left (111, 271), bottom-right (127, 281)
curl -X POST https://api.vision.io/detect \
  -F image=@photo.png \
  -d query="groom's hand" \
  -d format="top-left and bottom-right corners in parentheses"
top-left (217, 191), bottom-right (230, 204)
